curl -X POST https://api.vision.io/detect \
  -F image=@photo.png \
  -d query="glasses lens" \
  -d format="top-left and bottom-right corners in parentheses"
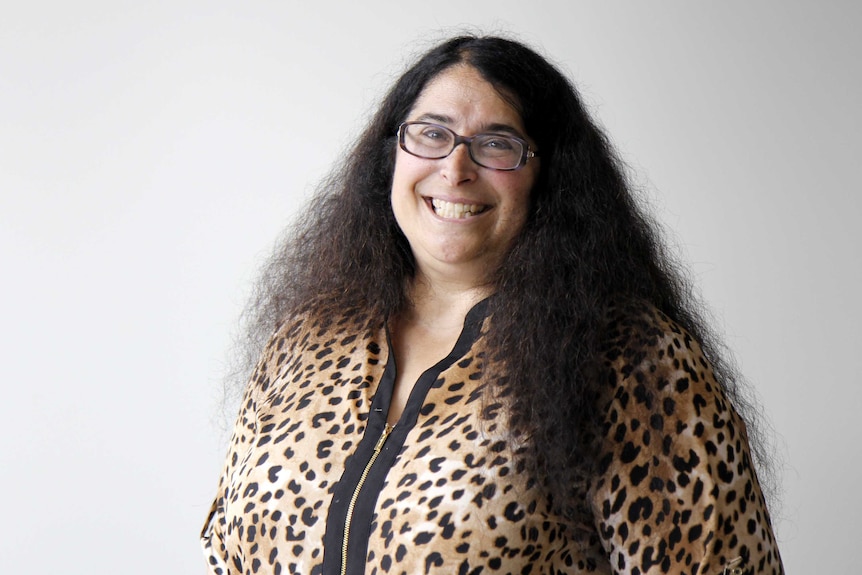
top-left (470, 134), bottom-right (524, 170)
top-left (399, 122), bottom-right (529, 170)
top-left (402, 123), bottom-right (454, 159)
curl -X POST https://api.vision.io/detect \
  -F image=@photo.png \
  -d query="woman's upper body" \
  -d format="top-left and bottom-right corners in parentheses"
top-left (201, 300), bottom-right (781, 574)
top-left (203, 35), bottom-right (783, 574)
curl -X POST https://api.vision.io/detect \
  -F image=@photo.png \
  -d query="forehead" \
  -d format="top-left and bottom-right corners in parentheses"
top-left (407, 65), bottom-right (526, 133)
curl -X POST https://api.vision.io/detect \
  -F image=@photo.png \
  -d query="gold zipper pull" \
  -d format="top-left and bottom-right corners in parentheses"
top-left (722, 557), bottom-right (744, 575)
top-left (374, 423), bottom-right (393, 452)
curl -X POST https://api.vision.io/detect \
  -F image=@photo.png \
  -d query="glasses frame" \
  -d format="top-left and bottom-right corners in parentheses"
top-left (397, 121), bottom-right (538, 171)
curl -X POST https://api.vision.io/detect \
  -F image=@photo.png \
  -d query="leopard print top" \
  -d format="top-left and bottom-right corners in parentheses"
top-left (201, 300), bottom-right (783, 574)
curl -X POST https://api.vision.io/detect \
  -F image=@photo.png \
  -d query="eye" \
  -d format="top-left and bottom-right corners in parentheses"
top-left (476, 134), bottom-right (520, 157)
top-left (482, 137), bottom-right (515, 151)
top-left (409, 124), bottom-right (454, 150)
top-left (419, 126), bottom-right (447, 140)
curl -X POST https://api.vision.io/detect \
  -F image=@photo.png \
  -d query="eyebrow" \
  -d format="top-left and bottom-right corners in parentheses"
top-left (414, 113), bottom-right (526, 138)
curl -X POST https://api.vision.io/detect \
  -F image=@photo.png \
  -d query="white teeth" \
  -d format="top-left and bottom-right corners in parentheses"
top-left (431, 198), bottom-right (487, 219)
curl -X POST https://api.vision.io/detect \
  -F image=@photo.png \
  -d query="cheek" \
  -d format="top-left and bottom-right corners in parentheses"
top-left (389, 156), bottom-right (421, 230)
top-left (390, 157), bottom-right (411, 212)
top-left (392, 149), bottom-right (430, 188)
top-left (499, 174), bottom-right (535, 218)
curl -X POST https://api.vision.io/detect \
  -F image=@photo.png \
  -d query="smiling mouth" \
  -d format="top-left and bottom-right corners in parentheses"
top-left (430, 198), bottom-right (489, 219)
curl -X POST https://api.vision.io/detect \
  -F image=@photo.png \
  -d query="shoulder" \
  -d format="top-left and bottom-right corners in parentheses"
top-left (266, 302), bottom-right (379, 355)
top-left (600, 298), bottom-right (704, 375)
top-left (596, 300), bottom-right (722, 427)
top-left (250, 304), bottom-right (383, 396)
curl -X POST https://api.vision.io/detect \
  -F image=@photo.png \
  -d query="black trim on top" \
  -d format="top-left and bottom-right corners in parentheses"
top-left (321, 298), bottom-right (489, 575)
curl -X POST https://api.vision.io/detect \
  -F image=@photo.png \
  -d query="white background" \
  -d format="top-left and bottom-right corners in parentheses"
top-left (2, 1), bottom-right (859, 573)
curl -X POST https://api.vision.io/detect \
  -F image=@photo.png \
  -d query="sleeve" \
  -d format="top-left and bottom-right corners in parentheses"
top-left (200, 329), bottom-right (282, 575)
top-left (588, 311), bottom-right (784, 575)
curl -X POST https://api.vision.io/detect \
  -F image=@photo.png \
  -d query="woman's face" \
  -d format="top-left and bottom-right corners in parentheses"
top-left (391, 64), bottom-right (539, 286)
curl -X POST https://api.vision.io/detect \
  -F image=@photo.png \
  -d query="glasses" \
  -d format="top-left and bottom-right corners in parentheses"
top-left (397, 121), bottom-right (538, 171)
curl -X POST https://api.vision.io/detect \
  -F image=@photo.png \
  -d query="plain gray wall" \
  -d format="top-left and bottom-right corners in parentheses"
top-left (2, 1), bottom-right (859, 572)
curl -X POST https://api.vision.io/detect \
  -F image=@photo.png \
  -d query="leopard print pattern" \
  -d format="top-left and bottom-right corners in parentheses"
top-left (201, 303), bottom-right (783, 574)
top-left (589, 302), bottom-right (783, 574)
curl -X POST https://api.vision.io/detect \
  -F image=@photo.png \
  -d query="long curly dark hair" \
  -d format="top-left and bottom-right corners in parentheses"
top-left (236, 34), bottom-right (776, 528)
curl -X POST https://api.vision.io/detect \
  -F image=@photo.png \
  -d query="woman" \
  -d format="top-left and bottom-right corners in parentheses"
top-left (202, 36), bottom-right (783, 575)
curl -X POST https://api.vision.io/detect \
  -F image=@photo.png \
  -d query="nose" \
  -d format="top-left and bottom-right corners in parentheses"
top-left (440, 141), bottom-right (478, 185)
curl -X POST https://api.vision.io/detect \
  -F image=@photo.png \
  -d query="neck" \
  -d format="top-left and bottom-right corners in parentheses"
top-left (402, 272), bottom-right (491, 331)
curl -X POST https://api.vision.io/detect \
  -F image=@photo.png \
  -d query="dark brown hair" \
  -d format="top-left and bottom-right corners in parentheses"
top-left (236, 34), bottom-right (776, 527)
